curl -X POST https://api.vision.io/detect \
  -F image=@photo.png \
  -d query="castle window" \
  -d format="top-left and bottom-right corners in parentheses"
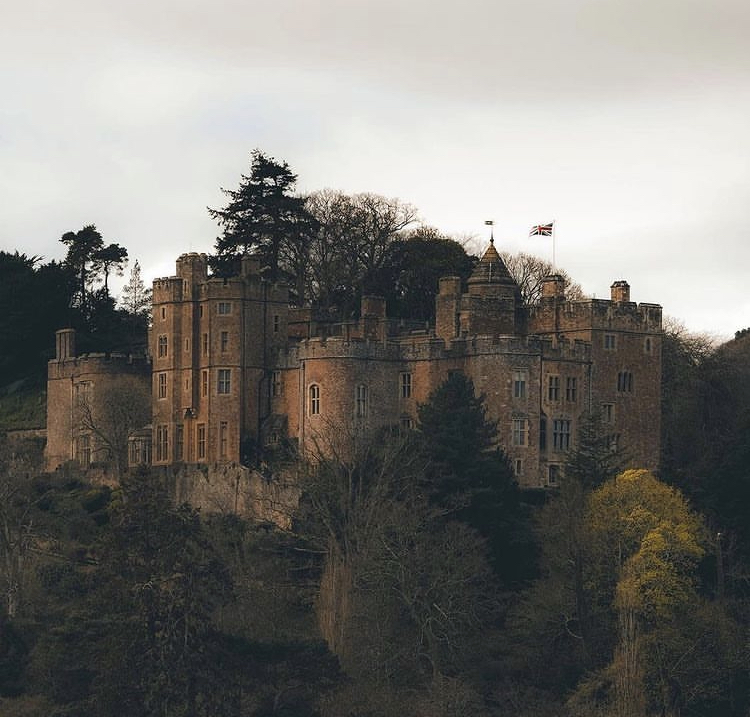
top-left (512, 418), bottom-right (528, 446)
top-left (607, 433), bottom-right (622, 452)
top-left (548, 464), bottom-right (560, 486)
top-left (158, 335), bottom-right (168, 358)
top-left (75, 381), bottom-right (92, 406)
top-left (217, 369), bottom-right (231, 395)
top-left (271, 370), bottom-right (283, 397)
top-left (219, 421), bottom-right (228, 458)
top-left (540, 416), bottom-right (547, 451)
top-left (76, 434), bottom-right (91, 466)
top-left (513, 370), bottom-right (527, 399)
top-left (161, 306), bottom-right (166, 321)
top-left (201, 370), bottom-right (208, 398)
top-left (400, 415), bottom-right (414, 432)
top-left (269, 431), bottom-right (280, 446)
top-left (197, 423), bottom-right (206, 460)
top-left (400, 372), bottom-right (412, 399)
top-left (199, 305), bottom-right (204, 318)
top-left (157, 372), bottom-right (167, 399)
top-left (176, 424), bottom-right (184, 461)
top-left (553, 419), bottom-right (571, 450)
top-left (273, 315), bottom-right (280, 333)
top-left (602, 403), bottom-right (615, 424)
top-left (514, 459), bottom-right (523, 477)
top-left (548, 375), bottom-right (560, 401)
top-left (309, 384), bottom-right (320, 415)
top-left (644, 337), bottom-right (652, 354)
top-left (217, 301), bottom-right (232, 315)
top-left (220, 331), bottom-right (229, 352)
top-left (617, 371), bottom-right (634, 393)
top-left (566, 377), bottom-right (577, 402)
top-left (185, 338), bottom-right (189, 352)
top-left (604, 334), bottom-right (616, 350)
top-left (355, 384), bottom-right (368, 418)
top-left (156, 425), bottom-right (168, 462)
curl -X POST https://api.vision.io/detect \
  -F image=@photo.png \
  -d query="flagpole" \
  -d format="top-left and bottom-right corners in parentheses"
top-left (552, 220), bottom-right (556, 269)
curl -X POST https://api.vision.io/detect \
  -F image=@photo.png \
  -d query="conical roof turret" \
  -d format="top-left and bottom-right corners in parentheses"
top-left (468, 238), bottom-right (517, 288)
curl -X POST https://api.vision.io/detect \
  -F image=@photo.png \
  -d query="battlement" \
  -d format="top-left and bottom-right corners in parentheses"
top-left (48, 351), bottom-right (151, 380)
top-left (529, 296), bottom-right (662, 334)
top-left (281, 331), bottom-right (593, 365)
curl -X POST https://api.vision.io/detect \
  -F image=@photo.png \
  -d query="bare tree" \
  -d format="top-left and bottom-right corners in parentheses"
top-left (0, 439), bottom-right (43, 618)
top-left (76, 375), bottom-right (150, 476)
top-left (120, 259), bottom-right (152, 319)
top-left (500, 251), bottom-right (585, 305)
top-left (305, 190), bottom-right (418, 311)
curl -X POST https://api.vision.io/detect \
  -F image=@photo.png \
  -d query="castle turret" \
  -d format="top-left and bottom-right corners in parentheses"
top-left (460, 240), bottom-right (521, 335)
top-left (541, 275), bottom-right (566, 300)
top-left (436, 276), bottom-right (462, 341)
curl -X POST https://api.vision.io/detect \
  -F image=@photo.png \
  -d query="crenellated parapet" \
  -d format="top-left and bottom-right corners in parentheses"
top-left (529, 297), bottom-right (662, 334)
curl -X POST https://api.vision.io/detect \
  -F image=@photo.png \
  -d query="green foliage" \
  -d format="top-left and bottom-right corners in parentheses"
top-left (371, 227), bottom-right (475, 322)
top-left (209, 149), bottom-right (318, 298)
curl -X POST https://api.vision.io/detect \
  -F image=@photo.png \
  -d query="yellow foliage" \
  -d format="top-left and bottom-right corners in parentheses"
top-left (586, 469), bottom-right (706, 622)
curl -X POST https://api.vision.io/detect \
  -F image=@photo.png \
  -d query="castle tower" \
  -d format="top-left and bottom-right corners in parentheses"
top-left (459, 239), bottom-right (522, 335)
top-left (151, 254), bottom-right (289, 467)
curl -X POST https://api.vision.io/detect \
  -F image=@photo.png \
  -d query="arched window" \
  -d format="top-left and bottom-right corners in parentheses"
top-left (355, 384), bottom-right (368, 418)
top-left (309, 384), bottom-right (320, 415)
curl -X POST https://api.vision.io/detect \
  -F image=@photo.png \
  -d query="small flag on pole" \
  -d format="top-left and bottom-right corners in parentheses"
top-left (529, 222), bottom-right (554, 237)
top-left (485, 220), bottom-right (494, 226)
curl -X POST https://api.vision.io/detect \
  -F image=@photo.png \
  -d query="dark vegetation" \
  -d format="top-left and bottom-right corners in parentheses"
top-left (2, 151), bottom-right (750, 714)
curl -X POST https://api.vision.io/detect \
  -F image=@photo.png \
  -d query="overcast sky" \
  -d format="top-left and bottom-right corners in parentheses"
top-left (2, 0), bottom-right (749, 339)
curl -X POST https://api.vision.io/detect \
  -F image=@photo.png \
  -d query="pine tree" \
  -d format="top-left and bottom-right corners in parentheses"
top-left (417, 373), bottom-right (534, 585)
top-left (208, 150), bottom-right (318, 299)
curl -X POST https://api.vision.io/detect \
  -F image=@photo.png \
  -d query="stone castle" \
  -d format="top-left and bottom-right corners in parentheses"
top-left (45, 241), bottom-right (663, 490)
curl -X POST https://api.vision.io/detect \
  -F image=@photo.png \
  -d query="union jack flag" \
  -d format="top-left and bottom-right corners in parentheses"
top-left (529, 222), bottom-right (554, 237)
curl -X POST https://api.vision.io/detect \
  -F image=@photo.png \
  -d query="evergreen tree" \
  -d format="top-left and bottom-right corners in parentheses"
top-left (208, 150), bottom-right (318, 299)
top-left (60, 224), bottom-right (128, 314)
top-left (417, 373), bottom-right (535, 586)
top-left (372, 227), bottom-right (476, 321)
top-left (93, 242), bottom-right (128, 294)
top-left (563, 410), bottom-right (626, 490)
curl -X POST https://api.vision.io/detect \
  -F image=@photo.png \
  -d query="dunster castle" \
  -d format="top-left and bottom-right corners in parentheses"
top-left (45, 240), bottom-right (663, 492)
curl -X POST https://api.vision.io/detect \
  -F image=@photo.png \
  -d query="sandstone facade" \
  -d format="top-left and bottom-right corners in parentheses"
top-left (46, 242), bottom-right (663, 490)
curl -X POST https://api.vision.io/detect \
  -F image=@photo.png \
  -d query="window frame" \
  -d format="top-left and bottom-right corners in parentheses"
top-left (617, 370), bottom-right (634, 393)
top-left (566, 376), bottom-right (577, 402)
top-left (309, 384), bottom-right (321, 416)
top-left (156, 424), bottom-right (169, 462)
top-left (355, 384), bottom-right (368, 418)
top-left (513, 369), bottom-right (527, 400)
top-left (157, 372), bottom-right (167, 399)
top-left (512, 418), bottom-right (528, 446)
top-left (197, 423), bottom-right (206, 460)
top-left (548, 375), bottom-right (560, 401)
top-left (217, 369), bottom-right (231, 395)
top-left (399, 372), bottom-right (412, 399)
top-left (552, 418), bottom-right (572, 451)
